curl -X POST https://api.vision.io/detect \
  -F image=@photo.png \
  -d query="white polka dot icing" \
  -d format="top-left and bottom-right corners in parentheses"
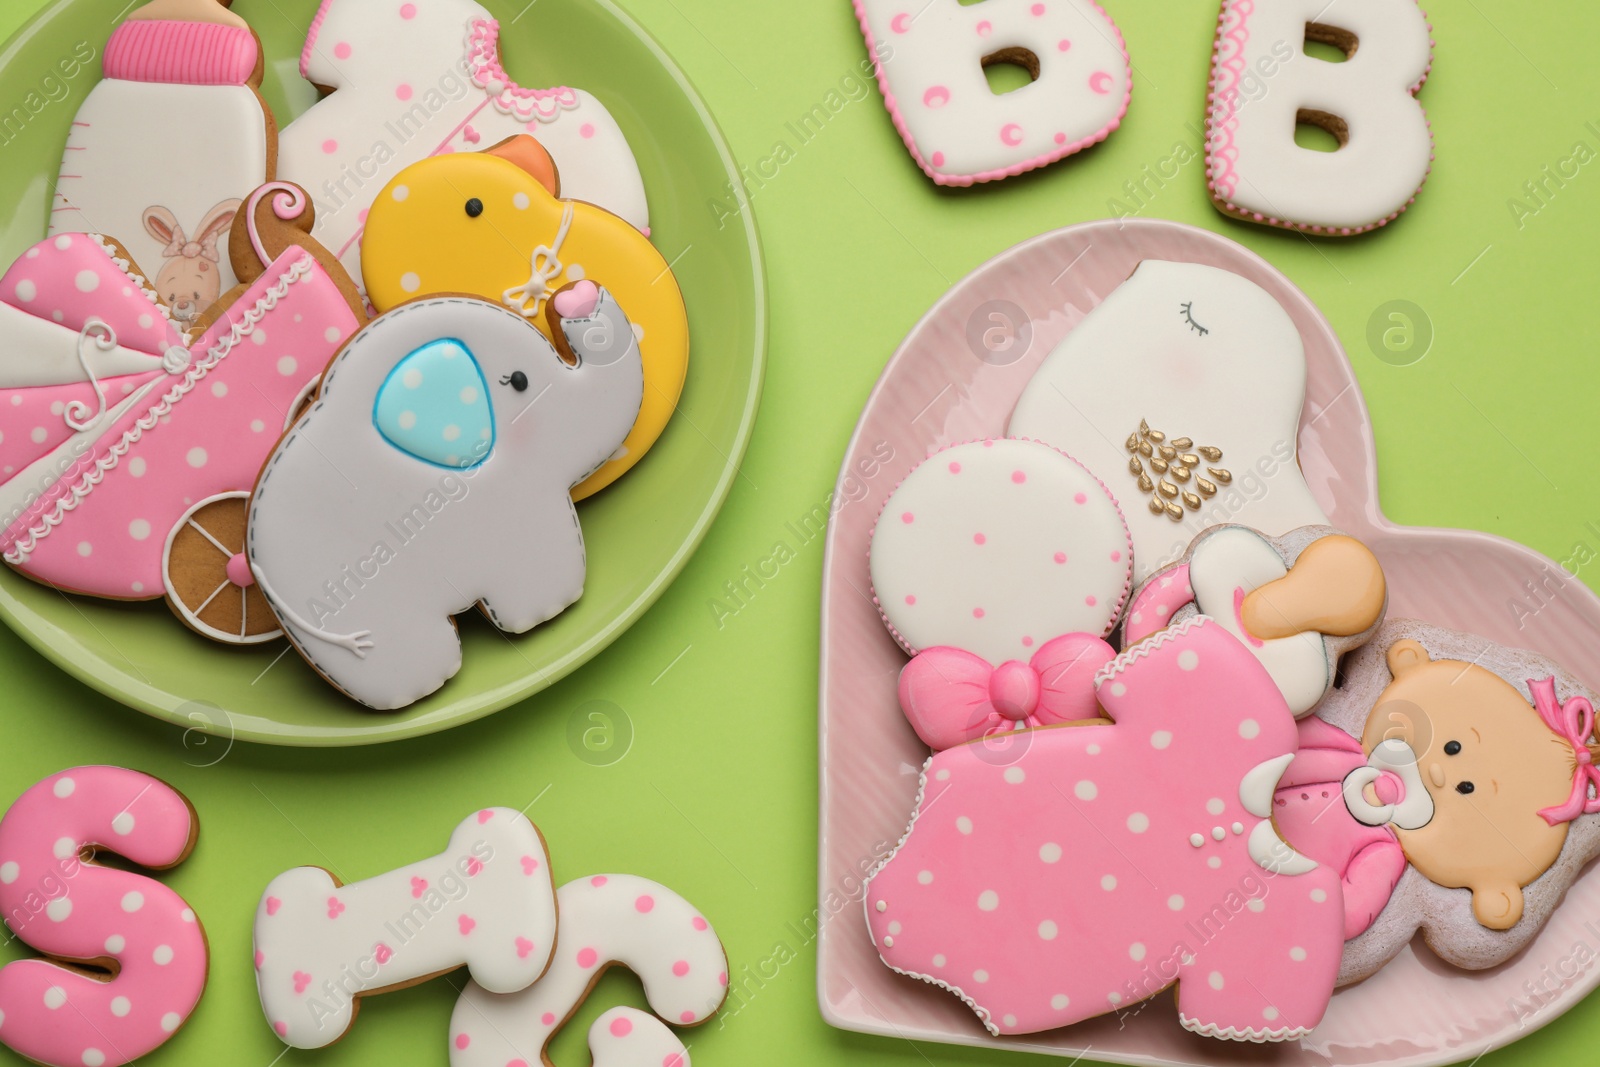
top-left (869, 438), bottom-right (1132, 663)
top-left (0, 768), bottom-right (205, 1067)
top-left (853, 0), bottom-right (1132, 186)
top-left (253, 809), bottom-right (556, 1050)
top-left (448, 873), bottom-right (727, 1066)
top-left (864, 616), bottom-right (1345, 1039)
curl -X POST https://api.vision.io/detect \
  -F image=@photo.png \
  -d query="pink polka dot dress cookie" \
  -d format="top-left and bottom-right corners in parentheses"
top-left (869, 438), bottom-right (1132, 665)
top-left (865, 617), bottom-right (1346, 1040)
top-left (0, 767), bottom-right (206, 1067)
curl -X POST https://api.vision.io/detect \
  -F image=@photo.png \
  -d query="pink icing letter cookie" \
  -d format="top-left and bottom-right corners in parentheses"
top-left (450, 873), bottom-right (727, 1066)
top-left (253, 807), bottom-right (556, 1049)
top-left (853, 0), bottom-right (1130, 185)
top-left (0, 767), bottom-right (206, 1067)
top-left (866, 616), bottom-right (1345, 1040)
top-left (868, 438), bottom-right (1132, 664)
top-left (1206, 0), bottom-right (1434, 234)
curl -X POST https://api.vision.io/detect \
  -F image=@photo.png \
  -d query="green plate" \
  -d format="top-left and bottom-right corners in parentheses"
top-left (0, 0), bottom-right (765, 746)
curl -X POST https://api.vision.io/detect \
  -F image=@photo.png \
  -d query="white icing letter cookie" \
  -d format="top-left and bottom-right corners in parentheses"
top-left (246, 286), bottom-right (644, 710)
top-left (1206, 0), bottom-right (1434, 234)
top-left (253, 808), bottom-right (556, 1049)
top-left (279, 0), bottom-right (649, 288)
top-left (853, 0), bottom-right (1130, 185)
top-left (1008, 260), bottom-right (1327, 583)
top-left (450, 873), bottom-right (727, 1066)
top-left (869, 439), bottom-right (1131, 664)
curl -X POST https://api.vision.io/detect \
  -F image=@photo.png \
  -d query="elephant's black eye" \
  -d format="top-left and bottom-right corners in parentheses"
top-left (465, 198), bottom-right (484, 218)
top-left (1456, 781), bottom-right (1475, 795)
top-left (1444, 740), bottom-right (1461, 755)
top-left (500, 371), bottom-right (528, 392)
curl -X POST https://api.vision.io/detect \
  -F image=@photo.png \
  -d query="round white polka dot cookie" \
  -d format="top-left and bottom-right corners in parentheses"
top-left (869, 438), bottom-right (1132, 664)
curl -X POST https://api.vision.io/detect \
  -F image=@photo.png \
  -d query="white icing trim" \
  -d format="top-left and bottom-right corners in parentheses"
top-left (1094, 613), bottom-right (1208, 687)
top-left (1179, 1013), bottom-right (1314, 1043)
top-left (1238, 753), bottom-right (1294, 818)
top-left (1247, 818), bottom-right (1317, 875)
top-left (863, 757), bottom-right (1001, 1036)
top-left (249, 561), bottom-right (373, 657)
top-left (463, 18), bottom-right (582, 126)
top-left (2, 255), bottom-right (317, 564)
top-left (87, 233), bottom-right (184, 336)
top-left (63, 320), bottom-right (115, 431)
top-left (502, 203), bottom-right (576, 318)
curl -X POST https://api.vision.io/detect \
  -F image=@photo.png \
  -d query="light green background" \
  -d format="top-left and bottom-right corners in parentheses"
top-left (2, 1), bottom-right (1598, 1065)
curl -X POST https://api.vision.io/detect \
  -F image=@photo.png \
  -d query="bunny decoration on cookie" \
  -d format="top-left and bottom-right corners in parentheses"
top-left (143, 200), bottom-right (241, 326)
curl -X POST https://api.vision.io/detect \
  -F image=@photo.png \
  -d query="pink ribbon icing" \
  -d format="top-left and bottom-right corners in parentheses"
top-left (897, 632), bottom-right (1115, 751)
top-left (1529, 676), bottom-right (1600, 825)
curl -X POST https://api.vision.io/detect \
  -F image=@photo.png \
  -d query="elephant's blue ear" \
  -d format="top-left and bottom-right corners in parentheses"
top-left (373, 339), bottom-right (495, 469)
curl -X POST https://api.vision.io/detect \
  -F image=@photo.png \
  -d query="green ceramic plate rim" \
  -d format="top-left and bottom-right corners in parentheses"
top-left (0, 0), bottom-right (767, 748)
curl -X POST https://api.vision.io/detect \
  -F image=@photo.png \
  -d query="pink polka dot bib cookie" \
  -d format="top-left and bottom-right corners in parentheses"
top-left (0, 767), bottom-right (207, 1067)
top-left (853, 0), bottom-right (1131, 185)
top-left (866, 616), bottom-right (1346, 1041)
top-left (252, 807), bottom-right (557, 1050)
top-left (450, 873), bottom-right (727, 1067)
top-left (869, 438), bottom-right (1132, 665)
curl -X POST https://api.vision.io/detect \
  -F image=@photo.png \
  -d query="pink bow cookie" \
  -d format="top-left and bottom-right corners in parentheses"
top-left (898, 632), bottom-right (1115, 751)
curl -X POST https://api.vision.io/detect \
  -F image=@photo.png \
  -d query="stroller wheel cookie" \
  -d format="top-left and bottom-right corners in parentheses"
top-left (162, 493), bottom-right (281, 645)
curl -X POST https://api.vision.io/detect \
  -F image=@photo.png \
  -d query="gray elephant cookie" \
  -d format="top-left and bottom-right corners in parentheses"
top-left (1318, 621), bottom-right (1600, 984)
top-left (247, 283), bottom-right (643, 710)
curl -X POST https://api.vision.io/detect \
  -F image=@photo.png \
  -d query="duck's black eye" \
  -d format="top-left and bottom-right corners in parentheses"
top-left (465, 198), bottom-right (484, 218)
top-left (1456, 781), bottom-right (1475, 795)
top-left (499, 371), bottom-right (528, 392)
top-left (1444, 740), bottom-right (1461, 755)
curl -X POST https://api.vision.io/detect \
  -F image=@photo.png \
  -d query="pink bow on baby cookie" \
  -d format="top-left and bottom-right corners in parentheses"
top-left (1530, 676), bottom-right (1600, 825)
top-left (898, 633), bottom-right (1115, 751)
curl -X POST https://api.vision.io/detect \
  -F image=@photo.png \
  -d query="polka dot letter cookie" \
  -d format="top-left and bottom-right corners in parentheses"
top-left (0, 767), bottom-right (206, 1067)
top-left (870, 439), bottom-right (1132, 664)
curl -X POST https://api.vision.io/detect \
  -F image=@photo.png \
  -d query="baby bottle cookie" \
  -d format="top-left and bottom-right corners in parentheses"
top-left (49, 0), bottom-right (277, 325)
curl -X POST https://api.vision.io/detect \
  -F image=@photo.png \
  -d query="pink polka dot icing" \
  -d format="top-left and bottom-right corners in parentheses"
top-left (447, 874), bottom-right (727, 1067)
top-left (0, 767), bottom-right (205, 1067)
top-left (853, 0), bottom-right (1131, 186)
top-left (0, 234), bottom-right (360, 603)
top-left (869, 439), bottom-right (1133, 663)
top-left (253, 809), bottom-right (557, 1050)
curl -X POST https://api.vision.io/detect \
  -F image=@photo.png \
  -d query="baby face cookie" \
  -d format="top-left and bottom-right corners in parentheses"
top-left (866, 616), bottom-right (1345, 1040)
top-left (450, 873), bottom-right (727, 1066)
top-left (0, 767), bottom-right (206, 1067)
top-left (853, 0), bottom-right (1130, 185)
top-left (1314, 621), bottom-right (1600, 982)
top-left (254, 807), bottom-right (556, 1049)
top-left (868, 438), bottom-right (1132, 665)
top-left (246, 285), bottom-right (643, 710)
top-left (278, 0), bottom-right (649, 288)
top-left (1126, 526), bottom-right (1387, 716)
top-left (1207, 0), bottom-right (1434, 234)
top-left (49, 0), bottom-right (276, 323)
top-left (0, 187), bottom-right (363, 632)
top-left (1009, 260), bottom-right (1327, 583)
top-left (360, 137), bottom-right (685, 499)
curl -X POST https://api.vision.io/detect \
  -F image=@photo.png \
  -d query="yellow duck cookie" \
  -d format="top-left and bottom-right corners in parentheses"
top-left (361, 136), bottom-right (686, 498)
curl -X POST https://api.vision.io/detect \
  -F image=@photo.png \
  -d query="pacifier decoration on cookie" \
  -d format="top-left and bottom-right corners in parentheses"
top-left (1126, 525), bottom-right (1388, 716)
top-left (359, 134), bottom-right (686, 498)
